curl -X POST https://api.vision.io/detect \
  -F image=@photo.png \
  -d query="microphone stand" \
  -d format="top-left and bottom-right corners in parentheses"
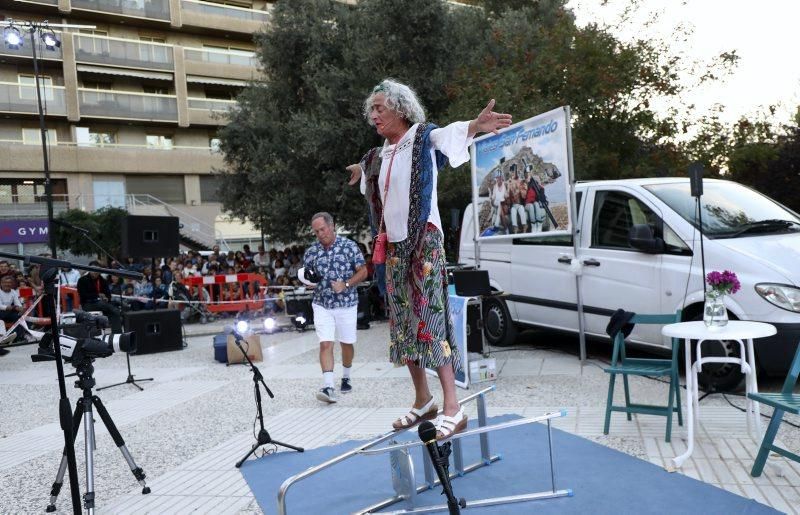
top-left (52, 220), bottom-right (153, 391)
top-left (230, 329), bottom-right (303, 468)
top-left (0, 250), bottom-right (142, 515)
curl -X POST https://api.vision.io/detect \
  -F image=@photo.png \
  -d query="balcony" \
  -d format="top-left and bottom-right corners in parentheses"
top-left (0, 139), bottom-right (224, 174)
top-left (180, 0), bottom-right (269, 34)
top-left (0, 82), bottom-right (67, 116)
top-left (71, 0), bottom-right (171, 21)
top-left (11, 0), bottom-right (59, 5)
top-left (78, 89), bottom-right (178, 122)
top-left (184, 47), bottom-right (257, 81)
top-left (74, 34), bottom-right (174, 71)
top-left (187, 97), bottom-right (235, 125)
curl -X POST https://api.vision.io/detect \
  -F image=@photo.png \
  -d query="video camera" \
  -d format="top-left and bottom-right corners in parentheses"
top-left (298, 266), bottom-right (321, 286)
top-left (57, 310), bottom-right (136, 362)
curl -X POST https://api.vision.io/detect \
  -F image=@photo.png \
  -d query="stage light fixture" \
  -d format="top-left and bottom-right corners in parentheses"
top-left (263, 317), bottom-right (276, 332)
top-left (235, 320), bottom-right (249, 333)
top-left (41, 30), bottom-right (60, 50)
top-left (293, 314), bottom-right (308, 332)
top-left (3, 26), bottom-right (23, 49)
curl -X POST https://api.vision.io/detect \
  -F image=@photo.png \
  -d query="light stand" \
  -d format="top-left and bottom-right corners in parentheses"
top-left (2, 19), bottom-right (95, 258)
top-left (689, 162), bottom-right (707, 287)
top-left (2, 251), bottom-right (142, 515)
top-left (230, 328), bottom-right (303, 468)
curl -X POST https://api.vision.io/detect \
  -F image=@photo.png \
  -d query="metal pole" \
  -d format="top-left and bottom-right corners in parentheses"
top-left (564, 106), bottom-right (586, 363)
top-left (29, 27), bottom-right (57, 258)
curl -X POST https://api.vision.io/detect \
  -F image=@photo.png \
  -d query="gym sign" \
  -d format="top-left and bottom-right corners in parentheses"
top-left (0, 219), bottom-right (49, 244)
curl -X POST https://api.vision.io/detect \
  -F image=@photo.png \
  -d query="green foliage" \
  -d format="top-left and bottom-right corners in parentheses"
top-left (217, 0), bottom-right (698, 246)
top-left (728, 122), bottom-right (800, 213)
top-left (54, 207), bottom-right (127, 259)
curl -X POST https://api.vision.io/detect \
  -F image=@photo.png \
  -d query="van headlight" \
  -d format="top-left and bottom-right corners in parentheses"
top-left (755, 283), bottom-right (800, 313)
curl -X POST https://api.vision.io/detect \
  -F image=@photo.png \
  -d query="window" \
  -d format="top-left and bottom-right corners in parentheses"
top-left (19, 74), bottom-right (54, 101)
top-left (78, 29), bottom-right (110, 55)
top-left (205, 89), bottom-right (235, 100)
top-left (146, 134), bottom-right (173, 149)
top-left (76, 127), bottom-right (117, 147)
top-left (591, 190), bottom-right (688, 254)
top-left (126, 175), bottom-right (185, 204)
top-left (139, 36), bottom-right (169, 63)
top-left (143, 85), bottom-right (169, 95)
top-left (200, 175), bottom-right (222, 203)
top-left (22, 128), bottom-right (57, 146)
top-left (93, 179), bottom-right (125, 208)
top-left (82, 81), bottom-right (113, 90)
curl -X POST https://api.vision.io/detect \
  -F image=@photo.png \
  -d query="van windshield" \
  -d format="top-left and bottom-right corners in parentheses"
top-left (643, 181), bottom-right (800, 239)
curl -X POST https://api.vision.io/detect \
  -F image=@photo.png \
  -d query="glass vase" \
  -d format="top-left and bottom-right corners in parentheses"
top-left (703, 291), bottom-right (728, 328)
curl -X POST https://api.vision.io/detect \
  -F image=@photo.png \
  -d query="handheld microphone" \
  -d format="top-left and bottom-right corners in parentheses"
top-left (51, 218), bottom-right (90, 235)
top-left (418, 421), bottom-right (465, 514)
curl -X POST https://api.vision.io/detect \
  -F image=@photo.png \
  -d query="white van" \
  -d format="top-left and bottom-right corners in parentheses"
top-left (459, 178), bottom-right (800, 390)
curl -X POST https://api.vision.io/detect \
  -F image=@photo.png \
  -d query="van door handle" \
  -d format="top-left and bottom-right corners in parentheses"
top-left (557, 256), bottom-right (572, 264)
top-left (583, 259), bottom-right (600, 267)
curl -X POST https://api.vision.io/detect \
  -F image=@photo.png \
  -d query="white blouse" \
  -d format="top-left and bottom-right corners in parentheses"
top-left (361, 121), bottom-right (473, 243)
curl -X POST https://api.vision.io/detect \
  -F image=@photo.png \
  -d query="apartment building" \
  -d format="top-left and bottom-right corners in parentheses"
top-left (1, 0), bottom-right (276, 254)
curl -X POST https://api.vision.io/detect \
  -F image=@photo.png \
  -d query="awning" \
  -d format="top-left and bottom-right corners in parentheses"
top-left (76, 64), bottom-right (173, 81)
top-left (186, 75), bottom-right (247, 87)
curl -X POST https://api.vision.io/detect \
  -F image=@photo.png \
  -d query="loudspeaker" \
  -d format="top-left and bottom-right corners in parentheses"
top-left (689, 162), bottom-right (704, 198)
top-left (121, 215), bottom-right (180, 258)
top-left (466, 303), bottom-right (483, 353)
top-left (123, 309), bottom-right (183, 354)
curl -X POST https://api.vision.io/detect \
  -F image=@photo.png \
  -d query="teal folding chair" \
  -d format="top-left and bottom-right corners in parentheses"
top-left (749, 341), bottom-right (800, 476)
top-left (603, 311), bottom-right (683, 442)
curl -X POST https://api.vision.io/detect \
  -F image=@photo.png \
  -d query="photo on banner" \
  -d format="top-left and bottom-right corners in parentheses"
top-left (470, 107), bottom-right (572, 239)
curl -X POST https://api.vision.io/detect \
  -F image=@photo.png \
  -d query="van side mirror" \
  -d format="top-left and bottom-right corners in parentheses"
top-left (628, 224), bottom-right (664, 253)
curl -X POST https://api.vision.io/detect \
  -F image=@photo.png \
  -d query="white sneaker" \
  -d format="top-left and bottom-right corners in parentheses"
top-left (0, 332), bottom-right (16, 346)
top-left (315, 387), bottom-right (337, 403)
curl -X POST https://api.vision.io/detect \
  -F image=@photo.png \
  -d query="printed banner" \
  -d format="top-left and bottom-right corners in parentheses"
top-left (470, 107), bottom-right (572, 239)
top-left (425, 294), bottom-right (469, 389)
top-left (0, 219), bottom-right (50, 244)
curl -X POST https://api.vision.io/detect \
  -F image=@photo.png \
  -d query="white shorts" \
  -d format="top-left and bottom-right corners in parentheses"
top-left (312, 304), bottom-right (357, 344)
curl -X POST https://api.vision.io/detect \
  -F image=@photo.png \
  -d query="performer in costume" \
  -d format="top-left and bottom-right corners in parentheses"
top-left (347, 79), bottom-right (511, 439)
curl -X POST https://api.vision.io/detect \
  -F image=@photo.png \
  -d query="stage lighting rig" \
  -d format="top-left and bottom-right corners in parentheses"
top-left (292, 314), bottom-right (308, 332)
top-left (3, 25), bottom-right (23, 49)
top-left (235, 319), bottom-right (250, 334)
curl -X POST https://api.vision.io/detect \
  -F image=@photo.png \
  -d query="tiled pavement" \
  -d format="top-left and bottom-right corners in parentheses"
top-left (1, 326), bottom-right (799, 514)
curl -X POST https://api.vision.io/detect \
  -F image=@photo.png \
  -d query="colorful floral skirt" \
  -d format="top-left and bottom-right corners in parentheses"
top-left (386, 223), bottom-right (462, 372)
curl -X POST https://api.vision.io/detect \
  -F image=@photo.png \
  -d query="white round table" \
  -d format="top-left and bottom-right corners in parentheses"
top-left (662, 321), bottom-right (776, 469)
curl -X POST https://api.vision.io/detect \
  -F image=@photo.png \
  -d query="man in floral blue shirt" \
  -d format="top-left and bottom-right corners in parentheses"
top-left (304, 212), bottom-right (368, 403)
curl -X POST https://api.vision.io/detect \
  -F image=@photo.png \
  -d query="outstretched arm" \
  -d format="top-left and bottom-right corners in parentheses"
top-left (468, 99), bottom-right (512, 138)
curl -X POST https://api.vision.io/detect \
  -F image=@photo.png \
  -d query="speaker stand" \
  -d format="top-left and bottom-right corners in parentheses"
top-left (98, 350), bottom-right (153, 391)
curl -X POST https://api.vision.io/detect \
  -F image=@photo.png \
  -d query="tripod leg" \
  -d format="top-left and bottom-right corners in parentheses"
top-left (271, 440), bottom-right (305, 453)
top-left (46, 400), bottom-right (84, 513)
top-left (91, 395), bottom-right (151, 494)
top-left (83, 398), bottom-right (97, 513)
top-left (235, 442), bottom-right (261, 469)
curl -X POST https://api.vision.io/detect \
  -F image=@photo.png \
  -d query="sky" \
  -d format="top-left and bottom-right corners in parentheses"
top-left (566, 0), bottom-right (800, 127)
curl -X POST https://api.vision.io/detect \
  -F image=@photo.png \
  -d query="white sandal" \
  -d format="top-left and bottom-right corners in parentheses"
top-left (392, 397), bottom-right (438, 431)
top-left (435, 408), bottom-right (468, 440)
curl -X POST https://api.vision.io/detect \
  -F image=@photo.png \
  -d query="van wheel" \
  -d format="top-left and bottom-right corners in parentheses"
top-left (688, 312), bottom-right (745, 392)
top-left (482, 297), bottom-right (517, 347)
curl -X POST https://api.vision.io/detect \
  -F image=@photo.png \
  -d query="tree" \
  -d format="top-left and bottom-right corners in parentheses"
top-left (217, 0), bottom-right (714, 248)
top-left (54, 207), bottom-right (127, 260)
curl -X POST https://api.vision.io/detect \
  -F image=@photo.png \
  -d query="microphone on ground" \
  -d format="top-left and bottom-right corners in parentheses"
top-left (418, 421), bottom-right (465, 514)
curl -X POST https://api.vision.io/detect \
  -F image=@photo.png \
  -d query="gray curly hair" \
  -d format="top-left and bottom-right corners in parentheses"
top-left (363, 78), bottom-right (426, 126)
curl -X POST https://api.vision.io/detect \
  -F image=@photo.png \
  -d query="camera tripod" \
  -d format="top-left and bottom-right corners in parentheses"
top-left (231, 330), bottom-right (303, 468)
top-left (46, 357), bottom-right (150, 514)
